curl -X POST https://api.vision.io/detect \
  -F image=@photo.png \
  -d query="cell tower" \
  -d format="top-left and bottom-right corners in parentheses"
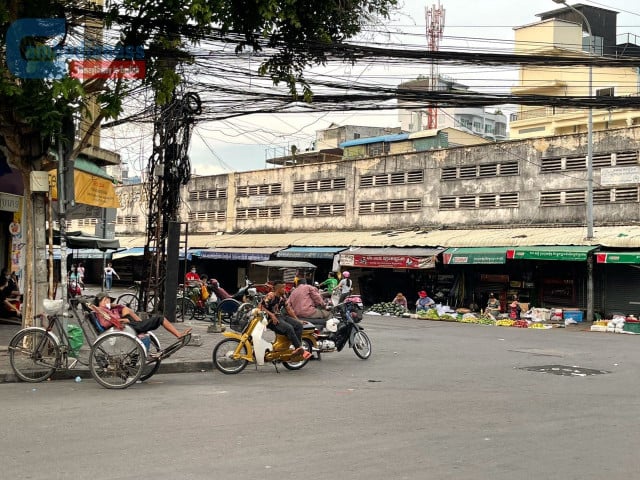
top-left (426, 2), bottom-right (445, 129)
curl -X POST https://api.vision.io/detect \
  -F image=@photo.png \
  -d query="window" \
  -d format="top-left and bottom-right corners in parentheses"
top-left (188, 188), bottom-right (227, 200)
top-left (541, 151), bottom-right (638, 172)
top-left (116, 215), bottom-right (139, 225)
top-left (292, 178), bottom-right (346, 193)
top-left (292, 204), bottom-right (346, 217)
top-left (237, 183), bottom-right (282, 197)
top-left (542, 187), bottom-right (638, 206)
top-left (358, 199), bottom-right (422, 215)
top-left (187, 211), bottom-right (226, 221)
top-left (438, 193), bottom-right (519, 210)
top-left (360, 170), bottom-right (424, 188)
top-left (442, 162), bottom-right (519, 180)
top-left (596, 87), bottom-right (614, 97)
top-left (236, 207), bottom-right (281, 219)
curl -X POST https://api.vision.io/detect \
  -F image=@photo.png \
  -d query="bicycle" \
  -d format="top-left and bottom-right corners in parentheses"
top-left (116, 281), bottom-right (158, 313)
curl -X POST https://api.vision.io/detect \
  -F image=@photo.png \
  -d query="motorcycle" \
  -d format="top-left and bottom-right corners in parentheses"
top-left (306, 295), bottom-right (372, 360)
top-left (212, 308), bottom-right (318, 374)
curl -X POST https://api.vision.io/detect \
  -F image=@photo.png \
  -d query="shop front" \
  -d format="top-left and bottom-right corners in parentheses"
top-left (338, 247), bottom-right (444, 305)
top-left (276, 246), bottom-right (346, 279)
top-left (595, 251), bottom-right (640, 317)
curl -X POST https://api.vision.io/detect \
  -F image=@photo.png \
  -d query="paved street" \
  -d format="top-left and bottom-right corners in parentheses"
top-left (2, 316), bottom-right (640, 480)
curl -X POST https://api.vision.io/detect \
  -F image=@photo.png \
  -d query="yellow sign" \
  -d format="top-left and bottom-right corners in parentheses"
top-left (48, 169), bottom-right (120, 208)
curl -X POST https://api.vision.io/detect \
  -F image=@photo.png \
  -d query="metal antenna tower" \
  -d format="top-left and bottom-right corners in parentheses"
top-left (425, 2), bottom-right (445, 129)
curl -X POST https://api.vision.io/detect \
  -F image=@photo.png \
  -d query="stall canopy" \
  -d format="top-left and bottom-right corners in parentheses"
top-left (442, 247), bottom-right (509, 265)
top-left (189, 247), bottom-right (280, 261)
top-left (53, 230), bottom-right (120, 250)
top-left (596, 251), bottom-right (640, 264)
top-left (506, 246), bottom-right (597, 261)
top-left (339, 247), bottom-right (444, 269)
top-left (276, 246), bottom-right (346, 260)
top-left (112, 247), bottom-right (145, 260)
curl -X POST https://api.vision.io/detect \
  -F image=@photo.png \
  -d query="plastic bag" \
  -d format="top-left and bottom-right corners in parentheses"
top-left (67, 324), bottom-right (84, 358)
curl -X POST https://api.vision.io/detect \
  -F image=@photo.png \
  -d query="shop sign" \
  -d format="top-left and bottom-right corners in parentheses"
top-left (600, 166), bottom-right (640, 186)
top-left (596, 252), bottom-right (640, 264)
top-left (506, 247), bottom-right (594, 261)
top-left (340, 253), bottom-right (435, 269)
top-left (0, 193), bottom-right (21, 212)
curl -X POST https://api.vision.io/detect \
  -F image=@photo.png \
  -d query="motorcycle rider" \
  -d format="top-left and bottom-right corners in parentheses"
top-left (318, 271), bottom-right (338, 298)
top-left (288, 278), bottom-right (330, 319)
top-left (259, 282), bottom-right (312, 360)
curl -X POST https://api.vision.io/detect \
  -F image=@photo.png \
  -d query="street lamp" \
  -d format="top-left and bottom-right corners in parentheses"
top-left (553, 0), bottom-right (593, 240)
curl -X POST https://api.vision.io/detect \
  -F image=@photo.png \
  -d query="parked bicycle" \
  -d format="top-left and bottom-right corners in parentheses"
top-left (116, 281), bottom-right (158, 313)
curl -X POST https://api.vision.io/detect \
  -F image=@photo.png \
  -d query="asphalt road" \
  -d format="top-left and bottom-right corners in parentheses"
top-left (2, 316), bottom-right (640, 480)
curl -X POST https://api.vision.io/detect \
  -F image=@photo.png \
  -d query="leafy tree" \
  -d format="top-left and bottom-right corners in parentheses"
top-left (0, 0), bottom-right (397, 321)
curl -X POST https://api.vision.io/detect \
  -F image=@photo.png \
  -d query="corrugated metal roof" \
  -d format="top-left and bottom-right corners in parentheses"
top-left (115, 226), bottom-right (640, 250)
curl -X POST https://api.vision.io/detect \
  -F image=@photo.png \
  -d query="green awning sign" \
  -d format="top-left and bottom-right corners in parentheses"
top-left (506, 246), bottom-right (596, 261)
top-left (443, 247), bottom-right (508, 264)
top-left (596, 252), bottom-right (640, 264)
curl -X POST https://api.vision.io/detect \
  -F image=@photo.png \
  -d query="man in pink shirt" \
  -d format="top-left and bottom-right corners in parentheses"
top-left (287, 279), bottom-right (330, 319)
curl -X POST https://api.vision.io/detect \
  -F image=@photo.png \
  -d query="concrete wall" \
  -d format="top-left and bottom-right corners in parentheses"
top-left (114, 126), bottom-right (640, 236)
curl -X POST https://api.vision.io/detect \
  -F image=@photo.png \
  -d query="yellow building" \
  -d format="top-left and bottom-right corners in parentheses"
top-left (510, 6), bottom-right (640, 139)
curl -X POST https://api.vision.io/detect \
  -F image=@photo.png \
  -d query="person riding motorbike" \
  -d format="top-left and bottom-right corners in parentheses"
top-left (259, 283), bottom-right (312, 360)
top-left (318, 271), bottom-right (338, 298)
top-left (288, 278), bottom-right (330, 319)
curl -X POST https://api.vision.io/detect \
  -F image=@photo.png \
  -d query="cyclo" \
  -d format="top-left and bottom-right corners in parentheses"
top-left (8, 296), bottom-right (191, 389)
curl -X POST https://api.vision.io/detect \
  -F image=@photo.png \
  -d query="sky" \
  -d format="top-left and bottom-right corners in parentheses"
top-left (103, 0), bottom-right (640, 178)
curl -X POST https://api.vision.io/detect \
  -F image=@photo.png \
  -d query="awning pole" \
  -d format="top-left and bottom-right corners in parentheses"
top-left (587, 255), bottom-right (594, 322)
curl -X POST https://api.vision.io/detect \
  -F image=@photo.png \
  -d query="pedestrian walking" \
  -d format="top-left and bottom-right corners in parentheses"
top-left (103, 262), bottom-right (120, 291)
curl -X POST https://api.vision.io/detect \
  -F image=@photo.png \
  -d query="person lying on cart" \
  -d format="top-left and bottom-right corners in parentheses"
top-left (90, 292), bottom-right (192, 339)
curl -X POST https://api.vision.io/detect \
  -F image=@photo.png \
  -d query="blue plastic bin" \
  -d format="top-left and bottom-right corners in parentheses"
top-left (563, 310), bottom-right (583, 322)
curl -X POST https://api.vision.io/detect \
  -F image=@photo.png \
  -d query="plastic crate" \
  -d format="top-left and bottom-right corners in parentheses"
top-left (623, 322), bottom-right (640, 334)
top-left (563, 310), bottom-right (583, 322)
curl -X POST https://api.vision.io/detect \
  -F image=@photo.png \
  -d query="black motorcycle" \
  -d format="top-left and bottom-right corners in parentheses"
top-left (308, 298), bottom-right (372, 360)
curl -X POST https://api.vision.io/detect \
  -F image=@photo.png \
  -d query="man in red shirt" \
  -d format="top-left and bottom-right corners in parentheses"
top-left (185, 266), bottom-right (201, 286)
top-left (287, 279), bottom-right (330, 319)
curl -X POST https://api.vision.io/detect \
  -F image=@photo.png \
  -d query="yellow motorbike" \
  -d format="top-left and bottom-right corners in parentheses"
top-left (212, 308), bottom-right (317, 374)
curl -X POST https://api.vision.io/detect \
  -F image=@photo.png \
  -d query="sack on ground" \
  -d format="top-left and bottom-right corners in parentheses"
top-left (67, 324), bottom-right (84, 357)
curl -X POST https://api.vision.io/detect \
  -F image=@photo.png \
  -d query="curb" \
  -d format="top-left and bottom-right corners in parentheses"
top-left (1, 360), bottom-right (213, 384)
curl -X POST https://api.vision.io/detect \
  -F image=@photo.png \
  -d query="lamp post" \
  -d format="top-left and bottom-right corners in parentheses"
top-left (553, 0), bottom-right (593, 240)
top-left (552, 1), bottom-right (594, 323)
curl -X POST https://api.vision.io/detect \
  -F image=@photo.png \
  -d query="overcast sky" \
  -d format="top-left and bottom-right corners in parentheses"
top-left (106, 0), bottom-right (640, 177)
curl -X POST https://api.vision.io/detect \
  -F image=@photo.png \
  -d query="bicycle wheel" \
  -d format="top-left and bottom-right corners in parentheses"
top-left (116, 293), bottom-right (139, 312)
top-left (89, 332), bottom-right (146, 389)
top-left (139, 334), bottom-right (161, 382)
top-left (212, 338), bottom-right (248, 374)
top-left (217, 298), bottom-right (241, 325)
top-left (175, 297), bottom-right (195, 321)
top-left (9, 328), bottom-right (60, 382)
top-left (231, 302), bottom-right (254, 332)
top-left (352, 330), bottom-right (372, 360)
top-left (283, 338), bottom-right (314, 371)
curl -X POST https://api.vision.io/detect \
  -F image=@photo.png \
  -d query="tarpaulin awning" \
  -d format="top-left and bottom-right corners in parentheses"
top-left (339, 247), bottom-right (444, 269)
top-left (596, 251), bottom-right (640, 264)
top-left (506, 246), bottom-right (597, 261)
top-left (47, 247), bottom-right (111, 260)
top-left (189, 247), bottom-right (279, 261)
top-left (276, 246), bottom-right (346, 260)
top-left (112, 247), bottom-right (145, 260)
top-left (443, 247), bottom-right (509, 265)
top-left (252, 260), bottom-right (317, 269)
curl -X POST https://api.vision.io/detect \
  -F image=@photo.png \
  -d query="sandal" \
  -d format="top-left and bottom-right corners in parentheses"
top-left (302, 351), bottom-right (312, 360)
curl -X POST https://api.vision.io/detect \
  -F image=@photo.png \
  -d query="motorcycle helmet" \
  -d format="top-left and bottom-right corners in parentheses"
top-left (326, 318), bottom-right (339, 332)
top-left (342, 271), bottom-right (350, 278)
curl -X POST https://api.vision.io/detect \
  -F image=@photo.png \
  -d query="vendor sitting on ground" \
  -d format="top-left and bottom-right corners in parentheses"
top-left (392, 292), bottom-right (408, 310)
top-left (90, 292), bottom-right (192, 339)
top-left (415, 290), bottom-right (435, 312)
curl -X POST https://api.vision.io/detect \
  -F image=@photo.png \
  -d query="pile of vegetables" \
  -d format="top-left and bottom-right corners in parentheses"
top-left (368, 302), bottom-right (407, 316)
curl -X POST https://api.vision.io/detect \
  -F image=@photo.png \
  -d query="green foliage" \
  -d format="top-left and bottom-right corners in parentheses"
top-left (0, 0), bottom-right (397, 160)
